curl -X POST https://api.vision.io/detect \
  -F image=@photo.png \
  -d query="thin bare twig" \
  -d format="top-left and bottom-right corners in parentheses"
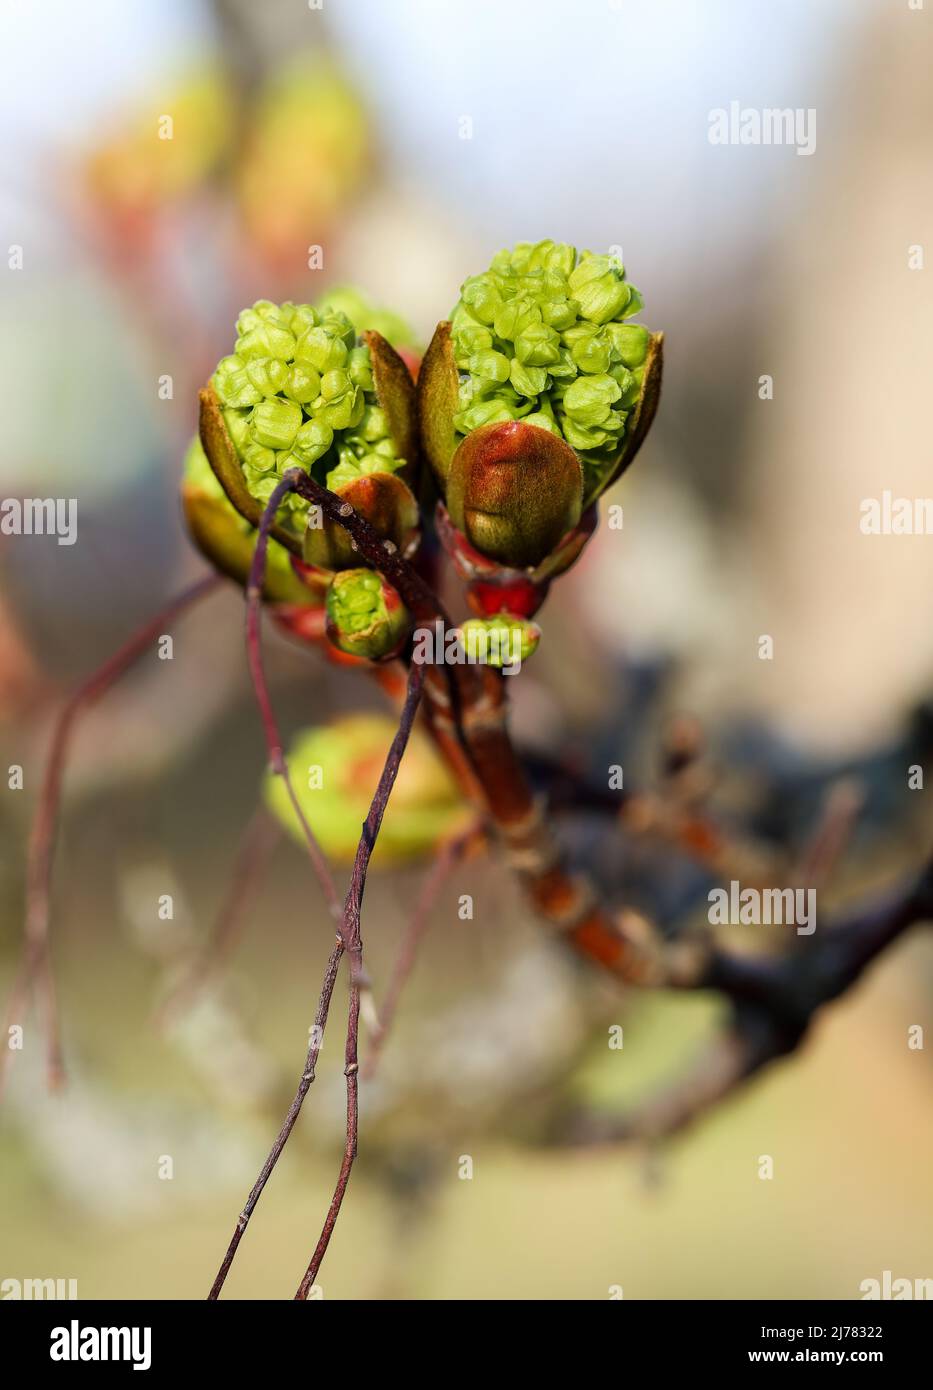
top-left (207, 938), bottom-right (344, 1299)
top-left (1, 572), bottom-right (223, 1098)
top-left (211, 478), bottom-right (428, 1298)
top-left (294, 660), bottom-right (426, 1299)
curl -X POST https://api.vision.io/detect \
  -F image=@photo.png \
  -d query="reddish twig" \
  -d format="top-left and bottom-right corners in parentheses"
top-left (1, 572), bottom-right (223, 1098)
top-left (294, 659), bottom-right (426, 1299)
top-left (207, 938), bottom-right (345, 1299)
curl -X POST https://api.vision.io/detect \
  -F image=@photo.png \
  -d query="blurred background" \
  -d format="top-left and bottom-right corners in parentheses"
top-left (1, 0), bottom-right (932, 1299)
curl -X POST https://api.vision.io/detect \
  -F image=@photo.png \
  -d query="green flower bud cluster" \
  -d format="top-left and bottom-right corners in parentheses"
top-left (459, 614), bottom-right (540, 667)
top-left (450, 240), bottom-right (650, 468)
top-left (212, 298), bottom-right (405, 525)
top-left (324, 567), bottom-right (409, 660)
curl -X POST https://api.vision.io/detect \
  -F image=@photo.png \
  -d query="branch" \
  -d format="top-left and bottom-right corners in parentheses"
top-left (294, 660), bottom-right (426, 1299)
top-left (561, 853), bottom-right (933, 1146)
top-left (210, 478), bottom-right (428, 1298)
top-left (1, 572), bottom-right (223, 1098)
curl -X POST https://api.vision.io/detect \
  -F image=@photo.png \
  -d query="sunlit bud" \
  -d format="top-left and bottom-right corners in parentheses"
top-left (459, 614), bottom-right (541, 667)
top-left (295, 325), bottom-right (349, 373)
top-left (325, 568), bottom-right (411, 660)
top-left (446, 419), bottom-right (582, 568)
top-left (282, 361), bottom-right (321, 404)
top-left (213, 355), bottom-right (262, 408)
top-left (246, 357), bottom-right (289, 397)
top-left (250, 397), bottom-right (303, 450)
top-left (235, 322), bottom-right (296, 361)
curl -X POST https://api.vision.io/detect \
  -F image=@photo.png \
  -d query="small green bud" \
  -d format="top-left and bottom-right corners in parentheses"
top-left (236, 323), bottom-right (297, 361)
top-left (282, 361), bottom-right (321, 404)
top-left (461, 275), bottom-right (501, 325)
top-left (509, 359), bottom-right (548, 398)
top-left (213, 355), bottom-right (263, 409)
top-left (317, 370), bottom-right (363, 430)
top-left (325, 568), bottom-right (410, 660)
top-left (469, 349), bottom-right (511, 384)
top-left (605, 322), bottom-right (650, 368)
top-left (246, 357), bottom-right (289, 396)
top-left (294, 417), bottom-right (334, 463)
top-left (562, 374), bottom-right (622, 427)
top-left (513, 321), bottom-right (561, 367)
top-left (295, 325), bottom-right (348, 373)
top-left (459, 615), bottom-right (540, 667)
top-left (223, 407), bottom-right (251, 452)
top-left (348, 345), bottom-right (374, 390)
top-left (236, 300), bottom-right (288, 335)
top-left (568, 259), bottom-right (631, 325)
top-left (242, 442), bottom-right (277, 474)
top-left (250, 397), bottom-right (303, 450)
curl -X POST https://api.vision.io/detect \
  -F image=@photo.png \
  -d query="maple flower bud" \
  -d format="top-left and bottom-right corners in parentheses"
top-left (446, 419), bottom-right (583, 569)
top-left (324, 568), bottom-right (410, 660)
top-left (265, 715), bottom-right (470, 865)
top-left (418, 240), bottom-right (663, 560)
top-left (200, 292), bottom-right (421, 558)
top-left (180, 436), bottom-right (320, 606)
top-left (459, 614), bottom-right (540, 668)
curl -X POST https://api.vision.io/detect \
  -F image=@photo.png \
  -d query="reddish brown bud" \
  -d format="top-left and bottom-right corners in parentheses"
top-left (445, 419), bottom-right (583, 569)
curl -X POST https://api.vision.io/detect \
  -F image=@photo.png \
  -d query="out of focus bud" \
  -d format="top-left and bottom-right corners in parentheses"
top-left (265, 715), bottom-right (471, 864)
top-left (324, 568), bottom-right (410, 660)
top-left (237, 57), bottom-right (370, 270)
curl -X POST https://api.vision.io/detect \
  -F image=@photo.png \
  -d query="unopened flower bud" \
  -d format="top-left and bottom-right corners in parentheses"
top-left (201, 293), bottom-right (420, 551)
top-left (325, 568), bottom-right (410, 660)
top-left (459, 614), bottom-right (540, 668)
top-left (418, 240), bottom-right (663, 519)
top-left (250, 397), bottom-right (303, 451)
top-left (446, 419), bottom-right (582, 569)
